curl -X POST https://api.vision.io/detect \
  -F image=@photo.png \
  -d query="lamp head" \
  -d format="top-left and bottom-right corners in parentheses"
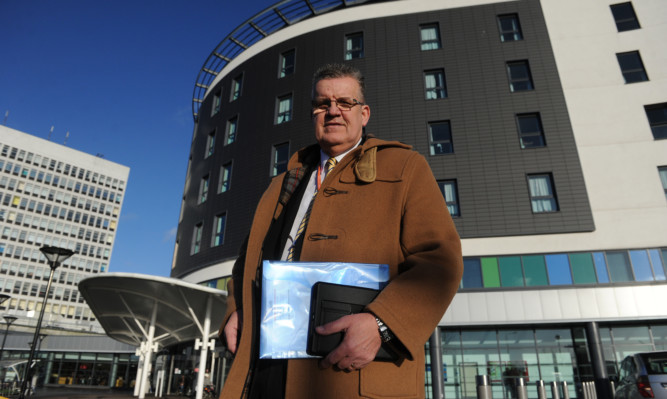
top-left (39, 246), bottom-right (74, 268)
top-left (3, 315), bottom-right (18, 325)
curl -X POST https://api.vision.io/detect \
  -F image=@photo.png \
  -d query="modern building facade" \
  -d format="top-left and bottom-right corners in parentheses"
top-left (0, 125), bottom-right (129, 332)
top-left (172, 0), bottom-right (667, 397)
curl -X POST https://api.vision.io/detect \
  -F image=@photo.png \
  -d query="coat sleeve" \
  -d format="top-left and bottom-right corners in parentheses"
top-left (365, 152), bottom-right (463, 360)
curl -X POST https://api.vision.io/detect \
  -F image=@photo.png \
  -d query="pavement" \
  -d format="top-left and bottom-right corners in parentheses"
top-left (4, 388), bottom-right (180, 399)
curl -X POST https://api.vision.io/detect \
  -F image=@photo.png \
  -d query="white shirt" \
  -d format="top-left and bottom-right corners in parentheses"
top-left (280, 141), bottom-right (361, 260)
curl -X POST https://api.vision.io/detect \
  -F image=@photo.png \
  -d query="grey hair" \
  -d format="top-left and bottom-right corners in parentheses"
top-left (311, 63), bottom-right (366, 101)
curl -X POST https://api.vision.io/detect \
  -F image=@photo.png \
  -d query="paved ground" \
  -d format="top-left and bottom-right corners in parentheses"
top-left (4, 388), bottom-right (179, 399)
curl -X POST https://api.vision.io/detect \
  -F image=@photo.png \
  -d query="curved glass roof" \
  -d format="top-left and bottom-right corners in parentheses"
top-left (192, 0), bottom-right (374, 120)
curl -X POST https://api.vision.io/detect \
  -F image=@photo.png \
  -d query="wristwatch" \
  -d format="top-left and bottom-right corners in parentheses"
top-left (375, 317), bottom-right (394, 343)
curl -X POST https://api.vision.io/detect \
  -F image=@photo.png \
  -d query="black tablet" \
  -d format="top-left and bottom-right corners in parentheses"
top-left (307, 282), bottom-right (397, 361)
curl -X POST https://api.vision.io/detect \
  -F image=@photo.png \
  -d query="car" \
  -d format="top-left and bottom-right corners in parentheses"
top-left (616, 351), bottom-right (667, 398)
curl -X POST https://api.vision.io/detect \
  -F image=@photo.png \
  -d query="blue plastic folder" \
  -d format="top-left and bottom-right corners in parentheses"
top-left (259, 261), bottom-right (389, 359)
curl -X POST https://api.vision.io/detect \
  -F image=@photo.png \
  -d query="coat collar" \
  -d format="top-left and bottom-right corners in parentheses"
top-left (287, 135), bottom-right (412, 184)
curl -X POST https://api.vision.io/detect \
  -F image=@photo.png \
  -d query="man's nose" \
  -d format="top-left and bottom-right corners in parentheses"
top-left (326, 101), bottom-right (343, 116)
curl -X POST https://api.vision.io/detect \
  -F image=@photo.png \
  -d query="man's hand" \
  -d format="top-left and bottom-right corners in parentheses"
top-left (223, 311), bottom-right (239, 354)
top-left (316, 312), bottom-right (381, 371)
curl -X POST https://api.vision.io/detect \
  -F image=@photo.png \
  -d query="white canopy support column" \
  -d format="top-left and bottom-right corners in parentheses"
top-left (138, 303), bottom-right (159, 399)
top-left (193, 296), bottom-right (214, 399)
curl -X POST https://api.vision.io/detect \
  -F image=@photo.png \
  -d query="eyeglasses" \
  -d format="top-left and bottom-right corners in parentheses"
top-left (311, 97), bottom-right (365, 115)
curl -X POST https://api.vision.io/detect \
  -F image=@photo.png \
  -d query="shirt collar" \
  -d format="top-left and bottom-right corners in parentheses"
top-left (319, 138), bottom-right (362, 169)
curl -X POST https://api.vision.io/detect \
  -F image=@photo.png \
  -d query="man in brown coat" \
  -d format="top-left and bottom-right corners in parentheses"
top-left (220, 63), bottom-right (463, 398)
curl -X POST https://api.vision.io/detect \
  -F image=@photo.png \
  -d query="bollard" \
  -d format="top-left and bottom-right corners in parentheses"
top-left (536, 380), bottom-right (547, 399)
top-left (476, 375), bottom-right (492, 399)
top-left (551, 381), bottom-right (560, 399)
top-left (515, 377), bottom-right (527, 399)
top-left (561, 381), bottom-right (570, 399)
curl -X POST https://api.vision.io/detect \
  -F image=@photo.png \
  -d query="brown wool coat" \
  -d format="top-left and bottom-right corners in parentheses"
top-left (220, 137), bottom-right (463, 399)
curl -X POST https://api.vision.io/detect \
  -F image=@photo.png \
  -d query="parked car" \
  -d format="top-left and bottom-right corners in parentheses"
top-left (616, 351), bottom-right (667, 398)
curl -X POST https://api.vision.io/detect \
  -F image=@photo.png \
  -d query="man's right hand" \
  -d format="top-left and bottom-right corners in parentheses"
top-left (223, 310), bottom-right (239, 354)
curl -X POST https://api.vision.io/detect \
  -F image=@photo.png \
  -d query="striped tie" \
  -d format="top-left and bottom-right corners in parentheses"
top-left (286, 157), bottom-right (337, 261)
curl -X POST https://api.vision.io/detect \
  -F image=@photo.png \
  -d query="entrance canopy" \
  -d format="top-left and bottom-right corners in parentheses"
top-left (78, 273), bottom-right (227, 348)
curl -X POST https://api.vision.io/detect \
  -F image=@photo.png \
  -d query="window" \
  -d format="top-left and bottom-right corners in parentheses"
top-left (225, 116), bottom-right (238, 144)
top-left (211, 89), bottom-right (222, 116)
top-left (191, 223), bottom-right (203, 255)
top-left (345, 33), bottom-right (364, 60)
top-left (276, 95), bottom-right (292, 124)
top-left (438, 180), bottom-right (460, 217)
top-left (219, 162), bottom-right (232, 193)
top-left (616, 51), bottom-right (648, 83)
top-left (428, 121), bottom-right (454, 155)
top-left (424, 69), bottom-right (447, 99)
top-left (199, 175), bottom-right (209, 204)
top-left (659, 167), bottom-right (667, 200)
top-left (279, 49), bottom-right (295, 77)
top-left (420, 24), bottom-right (441, 50)
top-left (528, 174), bottom-right (558, 213)
top-left (610, 2), bottom-right (640, 32)
top-left (507, 61), bottom-right (534, 92)
top-left (231, 74), bottom-right (243, 101)
top-left (516, 113), bottom-right (546, 148)
top-left (206, 130), bottom-right (216, 157)
top-left (497, 14), bottom-right (523, 42)
top-left (272, 143), bottom-right (289, 176)
top-left (212, 213), bottom-right (226, 247)
top-left (645, 103), bottom-right (667, 140)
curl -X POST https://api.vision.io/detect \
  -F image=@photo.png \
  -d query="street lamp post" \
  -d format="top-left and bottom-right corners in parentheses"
top-left (18, 246), bottom-right (73, 399)
top-left (0, 304), bottom-right (16, 389)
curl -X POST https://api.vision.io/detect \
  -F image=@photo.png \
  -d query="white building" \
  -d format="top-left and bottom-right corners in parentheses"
top-left (0, 125), bottom-right (129, 333)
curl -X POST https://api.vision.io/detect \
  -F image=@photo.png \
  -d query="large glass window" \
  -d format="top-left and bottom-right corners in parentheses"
top-left (231, 74), bottom-right (243, 101)
top-left (607, 251), bottom-right (633, 282)
top-left (225, 116), bottom-right (238, 145)
top-left (545, 254), bottom-right (573, 285)
top-left (276, 95), bottom-right (292, 124)
top-left (272, 143), bottom-right (289, 176)
top-left (527, 174), bottom-right (558, 213)
top-left (610, 2), bottom-right (640, 32)
top-left (645, 103), bottom-right (667, 140)
top-left (481, 258), bottom-right (500, 288)
top-left (191, 223), bottom-right (203, 255)
top-left (211, 89), bottom-right (222, 116)
top-left (438, 180), bottom-right (460, 217)
top-left (516, 113), bottom-right (546, 148)
top-left (616, 51), bottom-right (648, 83)
top-left (649, 249), bottom-right (667, 280)
top-left (629, 250), bottom-right (654, 281)
top-left (212, 213), bottom-right (226, 247)
top-left (569, 253), bottom-right (597, 284)
top-left (206, 129), bottom-right (216, 158)
top-left (497, 14), bottom-right (523, 42)
top-left (219, 162), bottom-right (232, 193)
top-left (499, 256), bottom-right (523, 287)
top-left (523, 255), bottom-right (548, 286)
top-left (198, 175), bottom-right (209, 204)
top-left (345, 33), bottom-right (364, 60)
top-left (507, 61), bottom-right (534, 92)
top-left (593, 252), bottom-right (611, 283)
top-left (424, 69), bottom-right (447, 99)
top-left (462, 258), bottom-right (483, 288)
top-left (420, 24), bottom-right (441, 50)
top-left (279, 49), bottom-right (295, 77)
top-left (659, 167), bottom-right (667, 200)
top-left (428, 121), bottom-right (454, 155)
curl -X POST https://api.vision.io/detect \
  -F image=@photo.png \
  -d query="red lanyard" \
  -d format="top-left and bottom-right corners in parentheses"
top-left (316, 163), bottom-right (323, 191)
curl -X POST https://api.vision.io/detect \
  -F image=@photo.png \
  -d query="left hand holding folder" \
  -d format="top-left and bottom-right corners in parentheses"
top-left (316, 312), bottom-right (381, 371)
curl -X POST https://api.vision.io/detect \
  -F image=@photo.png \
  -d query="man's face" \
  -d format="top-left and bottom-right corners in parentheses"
top-left (312, 77), bottom-right (370, 157)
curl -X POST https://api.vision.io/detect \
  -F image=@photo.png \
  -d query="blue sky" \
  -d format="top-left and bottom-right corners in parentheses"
top-left (0, 0), bottom-right (277, 276)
